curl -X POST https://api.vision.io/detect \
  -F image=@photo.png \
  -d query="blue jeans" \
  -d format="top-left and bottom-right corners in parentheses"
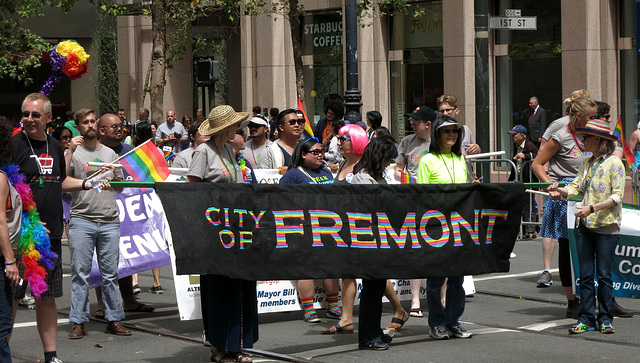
top-left (69, 217), bottom-right (124, 324)
top-left (426, 276), bottom-right (465, 327)
top-left (0, 260), bottom-right (13, 363)
top-left (574, 225), bottom-right (619, 326)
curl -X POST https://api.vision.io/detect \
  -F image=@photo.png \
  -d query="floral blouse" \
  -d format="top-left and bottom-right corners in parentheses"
top-left (566, 154), bottom-right (625, 229)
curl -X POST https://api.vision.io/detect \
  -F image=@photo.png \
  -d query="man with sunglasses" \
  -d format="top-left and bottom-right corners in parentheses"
top-left (393, 106), bottom-right (437, 182)
top-left (240, 116), bottom-right (272, 166)
top-left (11, 95), bottom-right (107, 363)
top-left (258, 109), bottom-right (304, 172)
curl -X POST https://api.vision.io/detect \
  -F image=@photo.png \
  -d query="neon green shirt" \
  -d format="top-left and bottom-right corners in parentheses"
top-left (417, 152), bottom-right (467, 184)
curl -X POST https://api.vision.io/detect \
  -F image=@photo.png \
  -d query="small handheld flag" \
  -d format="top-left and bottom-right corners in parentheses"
top-left (119, 140), bottom-right (171, 182)
top-left (297, 95), bottom-right (315, 139)
top-left (613, 117), bottom-right (635, 166)
top-left (399, 170), bottom-right (417, 184)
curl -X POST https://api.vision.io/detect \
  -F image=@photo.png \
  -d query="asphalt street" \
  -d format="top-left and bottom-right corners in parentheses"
top-left (8, 237), bottom-right (640, 362)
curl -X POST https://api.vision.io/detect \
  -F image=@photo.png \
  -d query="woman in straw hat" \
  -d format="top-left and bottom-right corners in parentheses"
top-left (187, 105), bottom-right (257, 362)
top-left (548, 119), bottom-right (624, 335)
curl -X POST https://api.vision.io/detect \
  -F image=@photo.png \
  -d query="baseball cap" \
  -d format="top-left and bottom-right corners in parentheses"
top-left (405, 106), bottom-right (437, 122)
top-left (507, 125), bottom-right (527, 135)
top-left (240, 115), bottom-right (269, 129)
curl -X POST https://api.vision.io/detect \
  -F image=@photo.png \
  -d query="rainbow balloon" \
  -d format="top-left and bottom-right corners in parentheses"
top-left (40, 40), bottom-right (90, 96)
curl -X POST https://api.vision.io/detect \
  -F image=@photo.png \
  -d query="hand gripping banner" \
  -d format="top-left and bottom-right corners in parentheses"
top-left (156, 182), bottom-right (525, 279)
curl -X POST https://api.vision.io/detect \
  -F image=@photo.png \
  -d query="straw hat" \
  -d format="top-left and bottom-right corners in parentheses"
top-left (575, 119), bottom-right (617, 141)
top-left (198, 105), bottom-right (250, 136)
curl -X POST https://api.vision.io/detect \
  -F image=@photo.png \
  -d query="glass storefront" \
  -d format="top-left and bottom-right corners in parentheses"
top-left (300, 12), bottom-right (344, 125)
top-left (389, 1), bottom-right (443, 141)
top-left (494, 0), bottom-right (562, 154)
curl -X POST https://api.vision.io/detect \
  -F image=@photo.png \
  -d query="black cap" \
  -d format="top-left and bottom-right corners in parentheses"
top-left (405, 106), bottom-right (437, 122)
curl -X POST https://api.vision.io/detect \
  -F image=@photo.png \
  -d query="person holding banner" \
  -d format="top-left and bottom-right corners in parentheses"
top-left (350, 135), bottom-right (399, 350)
top-left (417, 116), bottom-right (472, 340)
top-left (532, 92), bottom-right (596, 318)
top-left (547, 119), bottom-right (624, 335)
top-left (187, 105), bottom-right (257, 363)
top-left (280, 138), bottom-right (343, 324)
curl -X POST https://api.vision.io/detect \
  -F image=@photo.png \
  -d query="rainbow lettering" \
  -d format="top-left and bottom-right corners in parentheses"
top-left (481, 209), bottom-right (509, 244)
top-left (450, 210), bottom-right (480, 246)
top-left (420, 210), bottom-right (450, 247)
top-left (376, 212), bottom-right (418, 248)
top-left (273, 210), bottom-right (305, 248)
top-left (347, 212), bottom-right (376, 248)
top-left (308, 210), bottom-right (347, 247)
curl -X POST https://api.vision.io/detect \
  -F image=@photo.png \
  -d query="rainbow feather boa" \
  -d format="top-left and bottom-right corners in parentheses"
top-left (1, 163), bottom-right (57, 298)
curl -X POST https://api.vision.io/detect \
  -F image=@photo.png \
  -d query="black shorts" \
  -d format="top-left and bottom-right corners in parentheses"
top-left (12, 238), bottom-right (63, 299)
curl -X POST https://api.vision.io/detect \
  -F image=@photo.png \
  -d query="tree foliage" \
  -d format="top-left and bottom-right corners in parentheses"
top-left (0, 0), bottom-right (78, 83)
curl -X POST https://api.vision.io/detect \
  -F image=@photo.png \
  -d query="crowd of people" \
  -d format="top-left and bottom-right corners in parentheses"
top-left (0, 90), bottom-right (637, 363)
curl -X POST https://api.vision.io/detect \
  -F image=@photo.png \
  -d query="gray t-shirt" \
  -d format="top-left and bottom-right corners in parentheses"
top-left (395, 134), bottom-right (430, 177)
top-left (240, 138), bottom-right (272, 166)
top-left (542, 116), bottom-right (588, 180)
top-left (188, 140), bottom-right (242, 183)
top-left (172, 146), bottom-right (195, 169)
top-left (156, 121), bottom-right (188, 154)
top-left (350, 171), bottom-right (387, 185)
top-left (69, 144), bottom-right (120, 223)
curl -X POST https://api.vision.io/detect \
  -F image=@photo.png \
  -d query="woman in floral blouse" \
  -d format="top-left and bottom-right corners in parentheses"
top-left (548, 119), bottom-right (624, 335)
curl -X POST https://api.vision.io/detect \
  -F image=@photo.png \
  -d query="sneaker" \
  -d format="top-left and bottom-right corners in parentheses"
top-left (569, 323), bottom-right (595, 334)
top-left (20, 295), bottom-right (35, 306)
top-left (600, 323), bottom-right (615, 334)
top-left (132, 284), bottom-right (142, 295)
top-left (536, 270), bottom-right (553, 288)
top-left (566, 297), bottom-right (580, 319)
top-left (303, 312), bottom-right (321, 323)
top-left (48, 357), bottom-right (63, 363)
top-left (149, 285), bottom-right (164, 294)
top-left (429, 325), bottom-right (450, 340)
top-left (447, 324), bottom-right (472, 338)
top-left (326, 308), bottom-right (342, 319)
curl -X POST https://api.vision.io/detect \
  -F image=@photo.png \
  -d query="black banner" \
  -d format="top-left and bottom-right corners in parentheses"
top-left (156, 183), bottom-right (525, 279)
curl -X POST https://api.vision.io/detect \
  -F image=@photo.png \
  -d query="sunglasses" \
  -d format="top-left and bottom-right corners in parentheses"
top-left (441, 128), bottom-right (460, 134)
top-left (596, 114), bottom-right (611, 120)
top-left (289, 118), bottom-right (306, 126)
top-left (22, 111), bottom-right (42, 119)
top-left (248, 123), bottom-right (264, 128)
top-left (102, 124), bottom-right (124, 131)
top-left (307, 148), bottom-right (326, 155)
top-left (337, 136), bottom-right (351, 142)
top-left (60, 135), bottom-right (72, 140)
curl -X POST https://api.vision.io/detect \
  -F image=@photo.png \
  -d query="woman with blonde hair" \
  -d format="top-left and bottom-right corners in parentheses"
top-left (531, 91), bottom-right (596, 318)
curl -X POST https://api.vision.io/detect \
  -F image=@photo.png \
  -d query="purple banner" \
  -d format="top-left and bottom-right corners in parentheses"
top-left (89, 188), bottom-right (171, 287)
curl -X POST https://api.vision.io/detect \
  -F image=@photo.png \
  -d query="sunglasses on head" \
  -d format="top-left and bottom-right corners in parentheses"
top-left (289, 118), bottom-right (306, 126)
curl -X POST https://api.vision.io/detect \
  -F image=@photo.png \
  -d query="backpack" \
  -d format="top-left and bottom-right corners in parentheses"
top-left (1, 170), bottom-right (22, 248)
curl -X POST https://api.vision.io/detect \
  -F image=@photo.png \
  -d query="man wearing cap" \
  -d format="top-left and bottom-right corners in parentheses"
top-left (156, 110), bottom-right (187, 154)
top-left (508, 125), bottom-right (539, 238)
top-left (257, 109), bottom-right (304, 172)
top-left (241, 115), bottom-right (272, 166)
top-left (528, 97), bottom-right (546, 148)
top-left (393, 106), bottom-right (437, 182)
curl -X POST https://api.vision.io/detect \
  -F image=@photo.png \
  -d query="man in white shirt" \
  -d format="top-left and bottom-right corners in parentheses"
top-left (156, 110), bottom-right (187, 153)
top-left (240, 116), bottom-right (272, 166)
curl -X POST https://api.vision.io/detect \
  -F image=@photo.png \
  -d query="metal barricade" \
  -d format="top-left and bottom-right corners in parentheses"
top-left (469, 157), bottom-right (542, 240)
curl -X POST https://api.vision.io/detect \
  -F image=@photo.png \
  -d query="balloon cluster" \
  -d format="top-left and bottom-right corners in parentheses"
top-left (40, 40), bottom-right (90, 96)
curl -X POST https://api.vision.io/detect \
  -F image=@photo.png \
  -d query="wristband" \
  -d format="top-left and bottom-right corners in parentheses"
top-left (589, 205), bottom-right (595, 213)
top-left (4, 259), bottom-right (16, 266)
top-left (82, 178), bottom-right (89, 190)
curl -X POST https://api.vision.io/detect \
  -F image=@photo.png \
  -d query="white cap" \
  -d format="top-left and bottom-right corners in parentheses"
top-left (240, 116), bottom-right (269, 129)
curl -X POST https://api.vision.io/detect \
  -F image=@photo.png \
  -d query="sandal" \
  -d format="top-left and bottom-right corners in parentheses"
top-left (409, 308), bottom-right (424, 318)
top-left (386, 310), bottom-right (410, 331)
top-left (322, 322), bottom-right (354, 334)
top-left (94, 308), bottom-right (105, 319)
top-left (210, 347), bottom-right (226, 362)
top-left (225, 352), bottom-right (252, 363)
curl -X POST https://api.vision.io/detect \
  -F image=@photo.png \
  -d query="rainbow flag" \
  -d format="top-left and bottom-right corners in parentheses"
top-left (164, 150), bottom-right (176, 162)
top-left (119, 140), bottom-right (171, 182)
top-left (297, 95), bottom-right (315, 138)
top-left (400, 170), bottom-right (416, 184)
top-left (613, 117), bottom-right (635, 166)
